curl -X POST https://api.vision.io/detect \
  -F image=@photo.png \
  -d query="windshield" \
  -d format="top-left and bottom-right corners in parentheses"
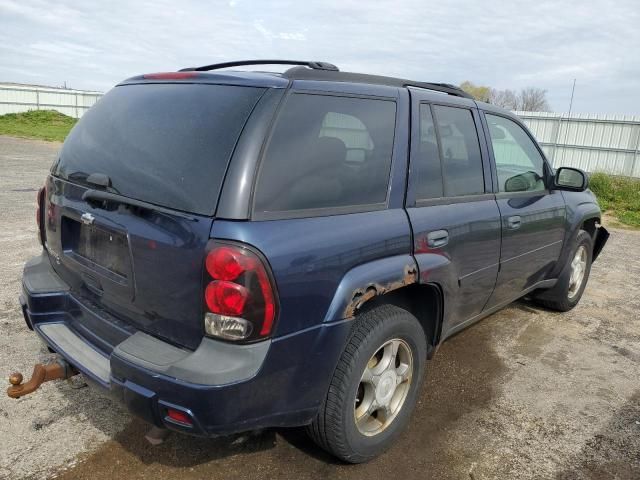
top-left (54, 83), bottom-right (265, 215)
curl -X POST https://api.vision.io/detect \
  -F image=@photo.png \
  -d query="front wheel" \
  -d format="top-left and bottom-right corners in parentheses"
top-left (534, 229), bottom-right (593, 311)
top-left (307, 304), bottom-right (427, 463)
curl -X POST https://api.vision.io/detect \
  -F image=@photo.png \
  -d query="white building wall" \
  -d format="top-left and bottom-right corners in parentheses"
top-left (0, 83), bottom-right (103, 118)
top-left (517, 111), bottom-right (640, 178)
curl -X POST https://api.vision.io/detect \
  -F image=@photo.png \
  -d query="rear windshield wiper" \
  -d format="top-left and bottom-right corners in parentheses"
top-left (82, 189), bottom-right (199, 221)
top-left (86, 172), bottom-right (112, 189)
top-left (67, 172), bottom-right (119, 194)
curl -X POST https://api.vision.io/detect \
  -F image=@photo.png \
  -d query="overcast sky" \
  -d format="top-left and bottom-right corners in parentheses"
top-left (1, 0), bottom-right (638, 114)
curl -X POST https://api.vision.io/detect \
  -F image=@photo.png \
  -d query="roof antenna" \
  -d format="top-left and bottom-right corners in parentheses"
top-left (567, 78), bottom-right (576, 115)
top-left (560, 79), bottom-right (576, 165)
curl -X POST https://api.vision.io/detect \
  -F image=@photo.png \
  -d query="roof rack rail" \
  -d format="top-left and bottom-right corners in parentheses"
top-left (179, 59), bottom-right (339, 72)
top-left (405, 81), bottom-right (472, 99)
top-left (282, 67), bottom-right (473, 99)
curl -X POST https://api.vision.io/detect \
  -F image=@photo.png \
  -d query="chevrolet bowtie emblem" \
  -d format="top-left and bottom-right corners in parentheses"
top-left (80, 212), bottom-right (95, 225)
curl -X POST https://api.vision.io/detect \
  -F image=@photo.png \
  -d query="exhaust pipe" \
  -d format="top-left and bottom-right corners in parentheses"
top-left (7, 358), bottom-right (76, 399)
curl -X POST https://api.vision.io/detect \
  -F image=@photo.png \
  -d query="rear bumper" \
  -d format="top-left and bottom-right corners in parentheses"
top-left (21, 252), bottom-right (352, 436)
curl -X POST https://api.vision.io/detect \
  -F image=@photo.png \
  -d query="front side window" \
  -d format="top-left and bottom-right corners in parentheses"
top-left (254, 93), bottom-right (396, 215)
top-left (486, 114), bottom-right (546, 193)
top-left (432, 106), bottom-right (485, 197)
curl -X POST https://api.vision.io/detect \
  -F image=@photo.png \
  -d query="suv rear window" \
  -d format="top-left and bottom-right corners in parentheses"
top-left (253, 93), bottom-right (396, 216)
top-left (54, 83), bottom-right (265, 215)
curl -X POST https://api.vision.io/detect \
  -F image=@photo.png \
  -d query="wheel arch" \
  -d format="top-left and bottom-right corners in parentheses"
top-left (322, 255), bottom-right (444, 357)
top-left (322, 254), bottom-right (419, 323)
top-left (581, 216), bottom-right (600, 240)
top-left (358, 283), bottom-right (444, 358)
top-left (551, 199), bottom-right (601, 277)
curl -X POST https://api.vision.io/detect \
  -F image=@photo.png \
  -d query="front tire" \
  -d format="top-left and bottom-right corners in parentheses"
top-left (534, 229), bottom-right (593, 311)
top-left (307, 304), bottom-right (427, 463)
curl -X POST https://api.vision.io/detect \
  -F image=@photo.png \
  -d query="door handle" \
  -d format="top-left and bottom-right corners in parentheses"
top-left (427, 230), bottom-right (449, 248)
top-left (507, 215), bottom-right (522, 229)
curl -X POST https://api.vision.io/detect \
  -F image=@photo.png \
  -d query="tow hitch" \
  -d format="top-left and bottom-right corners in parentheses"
top-left (7, 358), bottom-right (76, 399)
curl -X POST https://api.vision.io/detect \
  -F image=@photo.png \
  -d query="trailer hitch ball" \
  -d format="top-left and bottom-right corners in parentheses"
top-left (9, 372), bottom-right (24, 386)
top-left (7, 360), bottom-right (75, 399)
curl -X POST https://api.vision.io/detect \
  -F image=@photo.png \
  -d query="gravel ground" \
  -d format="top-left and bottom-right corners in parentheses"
top-left (0, 135), bottom-right (638, 480)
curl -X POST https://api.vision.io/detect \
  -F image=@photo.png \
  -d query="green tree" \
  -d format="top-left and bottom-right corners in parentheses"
top-left (460, 82), bottom-right (552, 112)
top-left (459, 81), bottom-right (491, 102)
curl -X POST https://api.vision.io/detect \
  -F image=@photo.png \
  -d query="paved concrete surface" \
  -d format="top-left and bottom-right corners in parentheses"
top-left (0, 135), bottom-right (638, 480)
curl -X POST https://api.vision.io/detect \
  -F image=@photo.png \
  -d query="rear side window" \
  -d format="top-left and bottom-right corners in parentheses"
top-left (55, 83), bottom-right (265, 215)
top-left (432, 106), bottom-right (485, 197)
top-left (413, 105), bottom-right (485, 199)
top-left (253, 93), bottom-right (396, 216)
top-left (319, 113), bottom-right (373, 163)
top-left (415, 105), bottom-right (443, 199)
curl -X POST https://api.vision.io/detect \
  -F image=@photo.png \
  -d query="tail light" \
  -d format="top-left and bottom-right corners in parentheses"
top-left (203, 242), bottom-right (278, 342)
top-left (36, 185), bottom-right (46, 246)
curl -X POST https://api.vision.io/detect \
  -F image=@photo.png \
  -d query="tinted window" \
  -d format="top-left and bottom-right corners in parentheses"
top-left (432, 106), bottom-right (485, 197)
top-left (254, 93), bottom-right (396, 214)
top-left (319, 112), bottom-right (373, 163)
top-left (55, 84), bottom-right (265, 215)
top-left (415, 104), bottom-right (443, 199)
top-left (486, 114), bottom-right (546, 193)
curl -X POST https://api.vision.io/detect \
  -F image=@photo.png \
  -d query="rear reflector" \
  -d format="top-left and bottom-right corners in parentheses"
top-left (166, 408), bottom-right (192, 426)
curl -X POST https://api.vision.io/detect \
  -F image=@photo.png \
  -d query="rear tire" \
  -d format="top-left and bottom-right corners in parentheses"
top-left (534, 229), bottom-right (593, 311)
top-left (307, 304), bottom-right (427, 463)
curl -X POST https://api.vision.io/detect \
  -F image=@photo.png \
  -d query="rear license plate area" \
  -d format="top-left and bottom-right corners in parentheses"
top-left (61, 216), bottom-right (129, 278)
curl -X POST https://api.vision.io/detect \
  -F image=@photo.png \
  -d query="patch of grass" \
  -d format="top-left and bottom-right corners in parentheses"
top-left (589, 172), bottom-right (640, 228)
top-left (0, 109), bottom-right (77, 142)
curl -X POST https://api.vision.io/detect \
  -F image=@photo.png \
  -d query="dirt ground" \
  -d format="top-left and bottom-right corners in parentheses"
top-left (0, 135), bottom-right (638, 480)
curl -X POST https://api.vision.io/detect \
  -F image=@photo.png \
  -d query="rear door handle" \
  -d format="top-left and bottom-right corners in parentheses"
top-left (507, 215), bottom-right (522, 229)
top-left (427, 229), bottom-right (449, 248)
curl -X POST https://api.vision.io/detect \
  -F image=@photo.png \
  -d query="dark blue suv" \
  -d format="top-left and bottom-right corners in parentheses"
top-left (13, 60), bottom-right (608, 463)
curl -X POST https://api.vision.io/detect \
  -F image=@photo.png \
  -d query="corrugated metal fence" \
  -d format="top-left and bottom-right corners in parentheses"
top-left (517, 111), bottom-right (640, 178)
top-left (0, 83), bottom-right (102, 118)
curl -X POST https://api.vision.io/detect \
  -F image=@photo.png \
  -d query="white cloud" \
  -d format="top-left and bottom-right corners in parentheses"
top-left (252, 19), bottom-right (306, 41)
top-left (0, 0), bottom-right (638, 113)
top-left (29, 41), bottom-right (98, 57)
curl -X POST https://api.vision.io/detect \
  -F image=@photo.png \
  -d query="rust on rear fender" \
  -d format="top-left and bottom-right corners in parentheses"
top-left (344, 264), bottom-right (418, 318)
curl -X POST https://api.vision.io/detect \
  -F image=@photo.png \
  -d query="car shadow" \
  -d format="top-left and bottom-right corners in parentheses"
top-left (52, 311), bottom-right (508, 479)
top-left (113, 419), bottom-right (280, 466)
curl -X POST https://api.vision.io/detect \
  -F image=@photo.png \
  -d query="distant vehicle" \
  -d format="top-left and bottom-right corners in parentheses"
top-left (11, 60), bottom-right (608, 463)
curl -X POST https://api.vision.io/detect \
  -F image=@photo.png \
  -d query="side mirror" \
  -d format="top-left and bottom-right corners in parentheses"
top-left (554, 167), bottom-right (588, 191)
